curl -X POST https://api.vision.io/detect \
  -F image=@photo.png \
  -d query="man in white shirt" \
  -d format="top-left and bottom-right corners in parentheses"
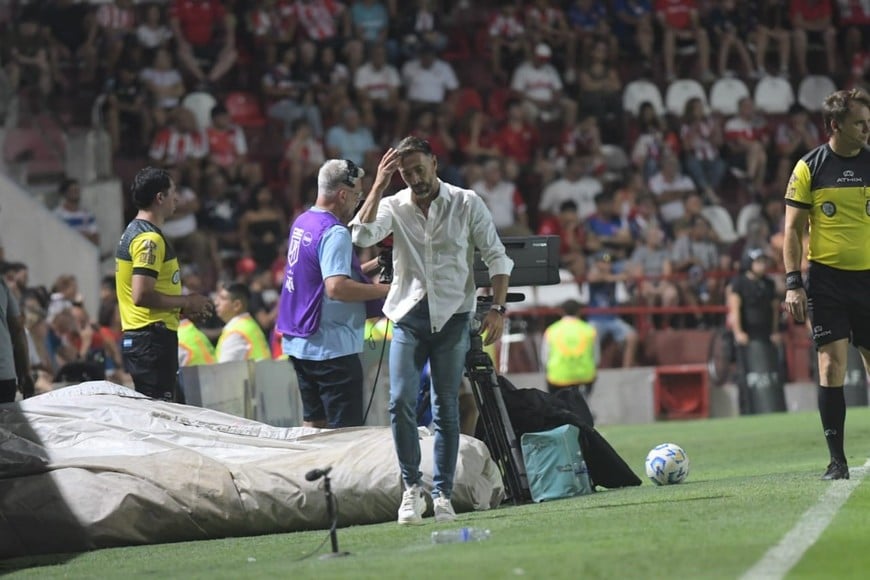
top-left (53, 178), bottom-right (100, 246)
top-left (471, 158), bottom-right (531, 236)
top-left (354, 42), bottom-right (401, 132)
top-left (647, 153), bottom-right (697, 226)
top-left (351, 137), bottom-right (513, 526)
top-left (538, 155), bottom-right (602, 220)
top-left (396, 44), bottom-right (458, 138)
top-left (510, 43), bottom-right (576, 124)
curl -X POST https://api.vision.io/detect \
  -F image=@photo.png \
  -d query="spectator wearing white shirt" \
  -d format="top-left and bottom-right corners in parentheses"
top-left (354, 43), bottom-right (401, 139)
top-left (53, 179), bottom-right (99, 246)
top-left (510, 43), bottom-right (576, 125)
top-left (471, 158), bottom-right (531, 236)
top-left (395, 43), bottom-right (458, 138)
top-left (538, 155), bottom-right (603, 220)
top-left (140, 47), bottom-right (186, 128)
top-left (136, 3), bottom-right (173, 51)
top-left (647, 153), bottom-right (696, 227)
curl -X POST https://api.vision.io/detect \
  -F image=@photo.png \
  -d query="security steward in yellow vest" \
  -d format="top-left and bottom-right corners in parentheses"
top-left (543, 299), bottom-right (598, 395)
top-left (178, 318), bottom-right (216, 366)
top-left (214, 282), bottom-right (271, 362)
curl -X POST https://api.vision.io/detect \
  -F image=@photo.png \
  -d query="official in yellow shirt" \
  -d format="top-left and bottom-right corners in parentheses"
top-left (116, 167), bottom-right (212, 402)
top-left (782, 88), bottom-right (870, 481)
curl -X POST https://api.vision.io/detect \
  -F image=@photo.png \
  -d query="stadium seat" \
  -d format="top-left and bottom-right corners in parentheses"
top-left (754, 76), bottom-right (795, 114)
top-left (225, 91), bottom-right (266, 128)
top-left (797, 75), bottom-right (836, 113)
top-left (622, 80), bottom-right (665, 117)
top-left (181, 91), bottom-right (218, 131)
top-left (664, 79), bottom-right (707, 117)
top-left (708, 77), bottom-right (750, 116)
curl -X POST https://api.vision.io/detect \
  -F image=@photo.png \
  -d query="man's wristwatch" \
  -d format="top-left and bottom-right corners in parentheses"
top-left (490, 304), bottom-right (507, 316)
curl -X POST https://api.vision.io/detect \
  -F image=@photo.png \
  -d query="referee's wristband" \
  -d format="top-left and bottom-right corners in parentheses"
top-left (785, 271), bottom-right (804, 290)
top-left (490, 304), bottom-right (507, 316)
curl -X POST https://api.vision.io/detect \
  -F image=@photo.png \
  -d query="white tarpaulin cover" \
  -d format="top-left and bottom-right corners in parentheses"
top-left (0, 382), bottom-right (505, 558)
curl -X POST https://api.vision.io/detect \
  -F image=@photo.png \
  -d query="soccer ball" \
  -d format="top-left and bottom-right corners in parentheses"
top-left (645, 443), bottom-right (690, 485)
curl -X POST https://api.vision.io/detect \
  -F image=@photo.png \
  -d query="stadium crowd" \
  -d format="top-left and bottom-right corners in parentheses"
top-left (1, 0), bottom-right (866, 384)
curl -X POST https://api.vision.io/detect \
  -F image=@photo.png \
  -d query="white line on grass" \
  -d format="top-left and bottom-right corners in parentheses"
top-left (740, 459), bottom-right (870, 580)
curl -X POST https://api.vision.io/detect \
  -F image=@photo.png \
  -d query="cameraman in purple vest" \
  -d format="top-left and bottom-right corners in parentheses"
top-left (351, 137), bottom-right (514, 525)
top-left (276, 159), bottom-right (389, 428)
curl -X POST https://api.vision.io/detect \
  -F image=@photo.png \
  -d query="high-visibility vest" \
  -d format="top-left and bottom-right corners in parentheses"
top-left (365, 316), bottom-right (393, 342)
top-left (178, 319), bottom-right (216, 366)
top-left (544, 317), bottom-right (597, 386)
top-left (216, 313), bottom-right (271, 361)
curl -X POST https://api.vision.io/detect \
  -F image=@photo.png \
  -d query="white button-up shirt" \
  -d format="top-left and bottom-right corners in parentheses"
top-left (350, 180), bottom-right (514, 332)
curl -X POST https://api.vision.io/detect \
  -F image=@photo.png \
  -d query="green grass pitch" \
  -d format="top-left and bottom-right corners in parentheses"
top-left (5, 408), bottom-right (870, 579)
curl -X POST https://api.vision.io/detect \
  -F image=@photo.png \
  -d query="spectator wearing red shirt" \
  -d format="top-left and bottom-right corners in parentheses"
top-left (287, 0), bottom-right (349, 48)
top-left (524, 0), bottom-right (576, 77)
top-left (654, 0), bottom-right (714, 82)
top-left (493, 99), bottom-right (541, 180)
top-left (149, 107), bottom-right (208, 186)
top-left (170, 0), bottom-right (238, 86)
top-left (206, 104), bottom-right (262, 187)
top-left (790, 0), bottom-right (837, 76)
top-left (537, 199), bottom-right (587, 279)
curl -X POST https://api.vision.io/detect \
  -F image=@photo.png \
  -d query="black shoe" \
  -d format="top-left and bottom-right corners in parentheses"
top-left (821, 459), bottom-right (850, 480)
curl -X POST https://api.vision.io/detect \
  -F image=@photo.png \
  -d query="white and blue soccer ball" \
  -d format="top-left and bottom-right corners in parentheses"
top-left (645, 443), bottom-right (690, 485)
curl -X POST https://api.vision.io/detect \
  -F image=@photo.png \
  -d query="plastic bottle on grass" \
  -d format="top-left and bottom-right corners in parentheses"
top-left (431, 527), bottom-right (491, 544)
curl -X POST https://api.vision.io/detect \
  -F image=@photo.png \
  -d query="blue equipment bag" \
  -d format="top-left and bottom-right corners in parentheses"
top-left (521, 424), bottom-right (593, 502)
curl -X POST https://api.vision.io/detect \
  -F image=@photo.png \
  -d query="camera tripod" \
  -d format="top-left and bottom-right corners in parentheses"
top-left (465, 296), bottom-right (530, 504)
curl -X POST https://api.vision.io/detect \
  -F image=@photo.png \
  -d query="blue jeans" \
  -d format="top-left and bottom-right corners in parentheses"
top-left (389, 300), bottom-right (471, 499)
top-left (684, 155), bottom-right (727, 191)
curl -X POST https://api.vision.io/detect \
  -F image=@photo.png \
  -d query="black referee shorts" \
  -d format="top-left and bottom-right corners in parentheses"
top-left (122, 323), bottom-right (183, 403)
top-left (806, 261), bottom-right (870, 349)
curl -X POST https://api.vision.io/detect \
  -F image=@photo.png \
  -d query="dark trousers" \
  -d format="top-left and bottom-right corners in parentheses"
top-left (0, 379), bottom-right (17, 404)
top-left (290, 354), bottom-right (364, 428)
top-left (122, 324), bottom-right (183, 403)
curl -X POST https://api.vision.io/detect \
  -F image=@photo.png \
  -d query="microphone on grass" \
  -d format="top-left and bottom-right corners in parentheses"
top-left (305, 465), bottom-right (350, 559)
top-left (305, 466), bottom-right (333, 482)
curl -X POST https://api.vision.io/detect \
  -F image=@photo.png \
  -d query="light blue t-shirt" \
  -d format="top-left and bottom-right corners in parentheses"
top-left (351, 2), bottom-right (389, 42)
top-left (325, 125), bottom-right (376, 167)
top-left (282, 217), bottom-right (366, 360)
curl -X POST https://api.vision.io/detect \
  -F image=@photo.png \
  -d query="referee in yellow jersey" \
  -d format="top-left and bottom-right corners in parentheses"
top-left (783, 88), bottom-right (870, 481)
top-left (116, 167), bottom-right (212, 402)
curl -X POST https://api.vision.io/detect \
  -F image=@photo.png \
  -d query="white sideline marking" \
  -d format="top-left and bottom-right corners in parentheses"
top-left (740, 459), bottom-right (870, 580)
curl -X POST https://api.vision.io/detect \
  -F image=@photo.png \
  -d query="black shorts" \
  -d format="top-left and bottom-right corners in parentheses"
top-left (806, 261), bottom-right (870, 349)
top-left (289, 354), bottom-right (363, 428)
top-left (122, 323), bottom-right (183, 402)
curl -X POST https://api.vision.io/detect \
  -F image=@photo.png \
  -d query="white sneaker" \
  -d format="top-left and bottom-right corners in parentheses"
top-left (433, 495), bottom-right (456, 523)
top-left (397, 484), bottom-right (426, 525)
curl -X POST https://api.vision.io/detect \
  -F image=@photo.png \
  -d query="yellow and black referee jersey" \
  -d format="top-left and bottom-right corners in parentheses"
top-left (115, 218), bottom-right (182, 331)
top-left (785, 143), bottom-right (870, 271)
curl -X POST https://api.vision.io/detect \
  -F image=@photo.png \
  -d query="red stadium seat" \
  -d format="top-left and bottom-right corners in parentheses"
top-left (225, 92), bottom-right (266, 128)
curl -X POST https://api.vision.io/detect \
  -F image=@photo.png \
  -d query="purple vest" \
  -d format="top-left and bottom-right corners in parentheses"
top-left (276, 209), bottom-right (381, 337)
